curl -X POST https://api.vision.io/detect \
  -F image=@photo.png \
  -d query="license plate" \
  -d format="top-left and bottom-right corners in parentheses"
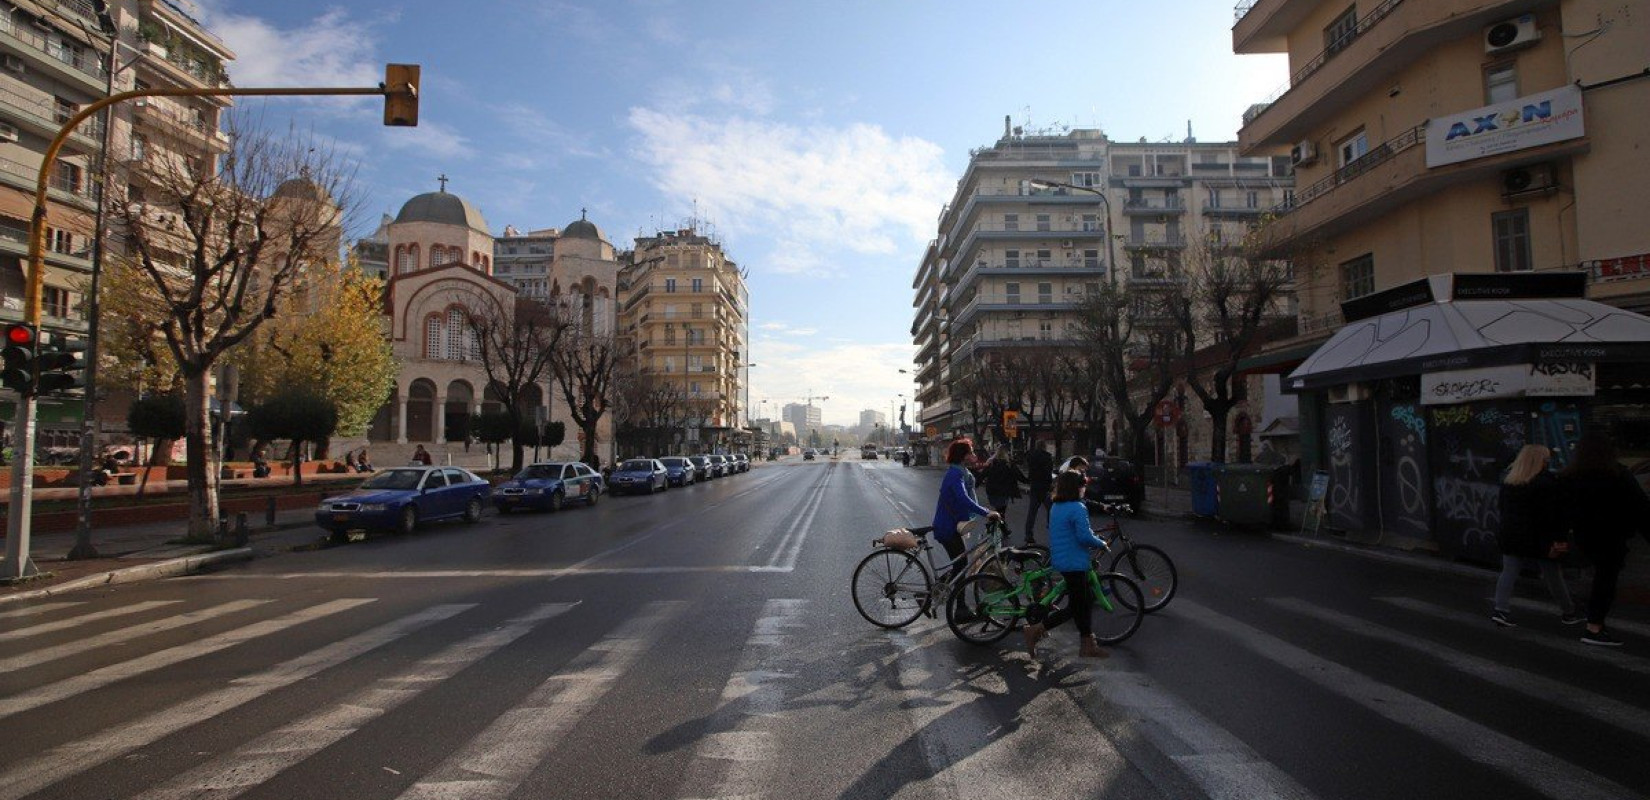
top-left (333, 513), bottom-right (349, 522)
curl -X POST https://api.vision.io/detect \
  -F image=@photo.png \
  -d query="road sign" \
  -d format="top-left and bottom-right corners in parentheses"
top-left (1002, 410), bottom-right (1020, 439)
top-left (1152, 399), bottom-right (1181, 429)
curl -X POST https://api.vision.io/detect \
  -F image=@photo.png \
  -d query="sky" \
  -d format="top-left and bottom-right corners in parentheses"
top-left (193, 0), bottom-right (1286, 428)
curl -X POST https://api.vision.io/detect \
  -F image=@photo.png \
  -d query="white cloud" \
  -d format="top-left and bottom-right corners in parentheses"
top-left (381, 120), bottom-right (475, 160)
top-left (200, 6), bottom-right (382, 90)
top-left (627, 108), bottom-right (952, 277)
top-left (749, 338), bottom-right (918, 428)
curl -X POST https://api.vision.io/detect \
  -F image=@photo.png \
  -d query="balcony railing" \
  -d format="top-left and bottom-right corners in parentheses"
top-left (1234, 1), bottom-right (1259, 22)
top-left (1270, 123), bottom-right (1424, 217)
top-left (0, 15), bottom-right (108, 83)
top-left (0, 157), bottom-right (100, 203)
top-left (1243, 0), bottom-right (1406, 126)
top-left (0, 85), bottom-right (106, 144)
top-left (1121, 235), bottom-right (1188, 249)
top-left (1123, 198), bottom-right (1185, 211)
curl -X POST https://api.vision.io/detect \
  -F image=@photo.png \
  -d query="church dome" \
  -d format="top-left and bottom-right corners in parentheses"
top-left (272, 176), bottom-right (328, 203)
top-left (394, 190), bottom-right (489, 233)
top-left (562, 214), bottom-right (603, 241)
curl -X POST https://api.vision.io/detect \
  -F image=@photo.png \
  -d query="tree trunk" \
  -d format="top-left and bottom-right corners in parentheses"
top-left (182, 368), bottom-right (218, 543)
top-left (1208, 407), bottom-right (1230, 463)
top-left (292, 442), bottom-right (303, 487)
top-left (510, 440), bottom-right (525, 474)
top-left (136, 437), bottom-right (153, 499)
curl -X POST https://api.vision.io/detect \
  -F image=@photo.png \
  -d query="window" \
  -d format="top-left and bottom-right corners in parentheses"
top-left (1035, 249), bottom-right (1051, 265)
top-left (1003, 214), bottom-right (1019, 231)
top-left (664, 327), bottom-right (676, 345)
top-left (1081, 214), bottom-right (1100, 232)
top-left (425, 316), bottom-right (442, 357)
top-left (446, 308), bottom-right (465, 360)
top-left (1038, 321), bottom-right (1053, 339)
top-left (1005, 283), bottom-right (1021, 304)
top-left (1037, 282), bottom-right (1053, 303)
top-left (1035, 214), bottom-right (1051, 232)
top-left (53, 96), bottom-right (76, 125)
top-left (1337, 129), bottom-right (1369, 167)
top-left (423, 471), bottom-right (448, 489)
top-left (1485, 62), bottom-right (1518, 104)
top-left (1246, 191), bottom-right (1260, 208)
top-left (1492, 209), bottom-right (1532, 272)
top-left (691, 302), bottom-right (703, 319)
top-left (397, 246), bottom-right (414, 275)
top-left (130, 133), bottom-right (147, 162)
top-left (1084, 249), bottom-right (1100, 269)
top-left (663, 356), bottom-right (675, 373)
top-left (1325, 5), bottom-right (1358, 56)
top-left (1282, 189), bottom-right (1296, 208)
top-left (1207, 190), bottom-right (1221, 208)
top-left (52, 161), bottom-right (81, 194)
top-left (691, 277), bottom-right (703, 292)
top-left (48, 228), bottom-right (72, 254)
top-left (1341, 254), bottom-right (1375, 299)
top-left (1071, 171), bottom-right (1101, 187)
top-left (43, 286), bottom-right (69, 318)
top-left (1004, 249), bottom-right (1020, 269)
top-left (665, 278), bottom-right (676, 293)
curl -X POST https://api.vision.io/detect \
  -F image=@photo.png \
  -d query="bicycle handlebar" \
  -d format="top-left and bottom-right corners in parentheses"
top-left (1083, 498), bottom-right (1134, 517)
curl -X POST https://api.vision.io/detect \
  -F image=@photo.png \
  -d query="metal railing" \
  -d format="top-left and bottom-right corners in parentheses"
top-left (1270, 123), bottom-right (1424, 217)
top-left (0, 15), bottom-right (108, 82)
top-left (1123, 198), bottom-right (1186, 211)
top-left (0, 157), bottom-right (99, 202)
top-left (1121, 235), bottom-right (1188, 248)
top-left (0, 84), bottom-right (106, 142)
top-left (1242, 0), bottom-right (1405, 126)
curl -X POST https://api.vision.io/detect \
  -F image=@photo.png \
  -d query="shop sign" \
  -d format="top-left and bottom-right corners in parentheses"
top-left (1426, 85), bottom-right (1584, 168)
top-left (1421, 363), bottom-right (1594, 405)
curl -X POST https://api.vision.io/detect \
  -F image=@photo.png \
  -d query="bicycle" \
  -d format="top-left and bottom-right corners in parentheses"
top-left (945, 559), bottom-right (1146, 646)
top-left (850, 518), bottom-right (1047, 629)
top-left (1086, 500), bottom-right (1178, 613)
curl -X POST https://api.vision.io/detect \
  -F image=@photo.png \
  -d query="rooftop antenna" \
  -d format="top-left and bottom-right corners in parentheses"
top-left (1186, 120), bottom-right (1195, 144)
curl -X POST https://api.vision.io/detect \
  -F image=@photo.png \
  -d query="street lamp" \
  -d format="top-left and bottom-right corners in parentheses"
top-left (1028, 179), bottom-right (1118, 287)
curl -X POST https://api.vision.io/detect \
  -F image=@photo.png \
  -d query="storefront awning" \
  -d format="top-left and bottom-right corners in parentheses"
top-left (1288, 295), bottom-right (1650, 391)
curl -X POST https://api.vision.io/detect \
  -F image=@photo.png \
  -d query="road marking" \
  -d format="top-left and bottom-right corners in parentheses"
top-left (0, 599), bottom-right (269, 674)
top-left (396, 601), bottom-right (682, 800)
top-left (193, 565), bottom-right (794, 579)
top-left (0, 601), bottom-right (83, 621)
top-left (1505, 597), bottom-right (1650, 639)
top-left (133, 602), bottom-right (576, 800)
top-left (0, 599), bottom-right (180, 641)
top-left (0, 598), bottom-right (375, 721)
top-left (1272, 598), bottom-right (1650, 739)
top-left (1380, 597), bottom-right (1650, 675)
top-left (675, 599), bottom-right (806, 800)
top-left (1178, 600), bottom-right (1637, 800)
top-left (763, 474), bottom-right (826, 571)
top-left (0, 603), bottom-right (471, 800)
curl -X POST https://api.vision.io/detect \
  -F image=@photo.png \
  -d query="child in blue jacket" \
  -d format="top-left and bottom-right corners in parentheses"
top-left (1024, 469), bottom-right (1109, 659)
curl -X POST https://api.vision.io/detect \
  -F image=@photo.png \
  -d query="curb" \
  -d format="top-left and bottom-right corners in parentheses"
top-left (0, 547), bottom-right (255, 604)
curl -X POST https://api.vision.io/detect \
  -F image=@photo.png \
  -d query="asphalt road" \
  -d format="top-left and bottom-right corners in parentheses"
top-left (1, 456), bottom-right (1646, 799)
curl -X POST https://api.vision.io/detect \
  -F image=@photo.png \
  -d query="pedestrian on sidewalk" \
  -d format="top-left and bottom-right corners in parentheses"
top-left (1491, 444), bottom-right (1581, 629)
top-left (1023, 441), bottom-right (1055, 546)
top-left (981, 445), bottom-right (1026, 539)
top-left (1560, 432), bottom-right (1650, 647)
top-left (1023, 469), bottom-right (1110, 660)
top-left (412, 445), bottom-right (433, 466)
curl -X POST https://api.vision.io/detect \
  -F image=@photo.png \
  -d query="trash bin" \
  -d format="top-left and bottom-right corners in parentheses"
top-left (1217, 464), bottom-right (1274, 526)
top-left (1186, 461), bottom-right (1221, 517)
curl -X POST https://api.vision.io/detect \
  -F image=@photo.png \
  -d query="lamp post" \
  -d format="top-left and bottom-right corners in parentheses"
top-left (1028, 179), bottom-right (1118, 286)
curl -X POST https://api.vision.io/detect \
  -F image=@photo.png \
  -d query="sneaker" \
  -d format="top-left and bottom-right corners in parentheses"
top-left (1559, 612), bottom-right (1586, 626)
top-left (1490, 610), bottom-right (1517, 628)
top-left (1581, 629), bottom-right (1623, 647)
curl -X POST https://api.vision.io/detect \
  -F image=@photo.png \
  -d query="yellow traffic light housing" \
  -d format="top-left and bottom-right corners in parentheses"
top-left (383, 63), bottom-right (420, 127)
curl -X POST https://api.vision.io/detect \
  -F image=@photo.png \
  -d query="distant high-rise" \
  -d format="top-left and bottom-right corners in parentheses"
top-left (783, 403), bottom-right (822, 430)
top-left (859, 409), bottom-right (887, 429)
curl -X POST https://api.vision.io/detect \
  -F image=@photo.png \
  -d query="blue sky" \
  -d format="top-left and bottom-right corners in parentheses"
top-left (197, 0), bottom-right (1285, 427)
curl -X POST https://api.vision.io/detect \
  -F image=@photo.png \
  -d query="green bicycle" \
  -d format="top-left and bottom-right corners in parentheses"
top-left (945, 559), bottom-right (1146, 646)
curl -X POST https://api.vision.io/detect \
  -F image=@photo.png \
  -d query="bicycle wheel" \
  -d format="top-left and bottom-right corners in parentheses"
top-left (851, 548), bottom-right (932, 629)
top-left (978, 547), bottom-right (1046, 588)
top-left (946, 573), bottom-right (1020, 645)
top-left (1086, 572), bottom-right (1146, 645)
top-left (1108, 544), bottom-right (1177, 613)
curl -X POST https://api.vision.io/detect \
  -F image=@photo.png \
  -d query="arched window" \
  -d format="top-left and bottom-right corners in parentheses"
top-left (409, 244), bottom-right (421, 271)
top-left (445, 308), bottom-right (465, 360)
top-left (396, 245), bottom-right (413, 275)
top-left (424, 314), bottom-right (443, 358)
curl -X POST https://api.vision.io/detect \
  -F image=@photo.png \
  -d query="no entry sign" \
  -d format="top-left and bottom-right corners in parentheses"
top-left (1153, 399), bottom-right (1181, 429)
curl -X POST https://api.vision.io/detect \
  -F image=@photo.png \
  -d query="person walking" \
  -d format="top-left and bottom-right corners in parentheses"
top-left (1491, 444), bottom-right (1581, 628)
top-left (981, 445), bottom-right (1026, 539)
top-left (1022, 470), bottom-right (1110, 660)
top-left (931, 438), bottom-right (1000, 581)
top-left (1560, 432), bottom-right (1650, 646)
top-left (412, 444), bottom-right (433, 466)
top-left (1023, 441), bottom-right (1055, 546)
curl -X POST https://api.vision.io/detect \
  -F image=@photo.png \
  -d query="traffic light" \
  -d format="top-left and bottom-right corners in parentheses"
top-left (35, 337), bottom-right (85, 394)
top-left (2, 323), bottom-right (37, 394)
top-left (383, 63), bottom-right (420, 127)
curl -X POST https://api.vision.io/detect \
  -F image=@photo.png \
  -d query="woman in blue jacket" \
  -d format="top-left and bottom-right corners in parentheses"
top-left (932, 438), bottom-right (999, 579)
top-left (1023, 470), bottom-right (1108, 659)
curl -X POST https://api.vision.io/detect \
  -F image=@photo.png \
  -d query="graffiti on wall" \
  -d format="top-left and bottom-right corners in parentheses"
top-left (1326, 406), bottom-right (1364, 531)
top-left (1432, 476), bottom-right (1501, 553)
top-left (1427, 400), bottom-right (1524, 562)
top-left (1535, 401), bottom-right (1583, 469)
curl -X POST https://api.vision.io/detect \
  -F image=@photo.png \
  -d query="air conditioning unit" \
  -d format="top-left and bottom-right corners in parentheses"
top-left (0, 124), bottom-right (16, 143)
top-left (1485, 14), bottom-right (1539, 55)
top-left (2, 54), bottom-right (24, 74)
top-left (134, 98), bottom-right (148, 108)
top-left (1503, 163), bottom-right (1556, 196)
top-left (1289, 140), bottom-right (1318, 167)
top-left (1060, 239), bottom-right (1074, 248)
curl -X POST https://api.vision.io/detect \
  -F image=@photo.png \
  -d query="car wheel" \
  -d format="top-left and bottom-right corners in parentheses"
top-left (463, 497), bottom-right (483, 523)
top-left (397, 506), bottom-right (417, 536)
top-left (548, 490), bottom-right (564, 513)
top-left (587, 487), bottom-right (600, 506)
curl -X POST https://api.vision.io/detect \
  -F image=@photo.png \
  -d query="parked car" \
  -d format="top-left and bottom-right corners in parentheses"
top-left (687, 455), bottom-right (714, 479)
top-left (803, 449), bottom-right (817, 460)
top-left (731, 453), bottom-right (750, 473)
top-left (1084, 456), bottom-right (1145, 513)
top-left (492, 461), bottom-right (602, 513)
top-left (609, 458), bottom-right (669, 494)
top-left (659, 456), bottom-right (697, 486)
top-left (707, 454), bottom-right (731, 478)
top-left (315, 466), bottom-right (489, 536)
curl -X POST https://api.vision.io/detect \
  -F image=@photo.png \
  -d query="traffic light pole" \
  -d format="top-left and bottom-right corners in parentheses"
top-left (3, 73), bottom-right (419, 582)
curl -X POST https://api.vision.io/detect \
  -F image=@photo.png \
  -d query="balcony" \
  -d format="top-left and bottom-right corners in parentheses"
top-left (942, 259), bottom-right (1106, 305)
top-left (1121, 235), bottom-right (1187, 250)
top-left (1202, 204), bottom-right (1266, 218)
top-left (0, 85), bottom-right (106, 152)
top-left (941, 186), bottom-right (1108, 245)
top-left (0, 18), bottom-right (108, 94)
top-left (0, 217), bottom-right (92, 273)
top-left (946, 224), bottom-right (1106, 267)
top-left (0, 157), bottom-right (99, 211)
top-left (131, 98), bottom-right (230, 152)
top-left (1122, 198), bottom-right (1185, 215)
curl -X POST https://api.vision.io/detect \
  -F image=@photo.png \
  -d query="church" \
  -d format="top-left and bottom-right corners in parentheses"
top-left (353, 179), bottom-right (620, 468)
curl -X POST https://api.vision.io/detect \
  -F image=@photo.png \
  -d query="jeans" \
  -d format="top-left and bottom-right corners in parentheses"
top-left (1584, 549), bottom-right (1626, 626)
top-left (1022, 486), bottom-right (1051, 544)
top-left (1492, 555), bottom-right (1575, 615)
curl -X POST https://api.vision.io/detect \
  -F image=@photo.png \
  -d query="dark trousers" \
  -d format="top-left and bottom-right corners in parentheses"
top-left (1042, 571), bottom-right (1093, 636)
top-left (938, 535), bottom-right (967, 581)
top-left (1022, 485), bottom-right (1051, 543)
top-left (1586, 548), bottom-right (1626, 626)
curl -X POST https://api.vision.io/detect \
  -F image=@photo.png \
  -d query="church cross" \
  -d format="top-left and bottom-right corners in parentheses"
top-left (437, 173), bottom-right (449, 192)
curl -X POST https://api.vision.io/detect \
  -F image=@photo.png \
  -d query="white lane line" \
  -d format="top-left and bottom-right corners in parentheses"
top-left (0, 599), bottom-right (376, 721)
top-left (0, 601), bottom-right (84, 621)
top-left (0, 600), bottom-right (180, 641)
top-left (1380, 597), bottom-right (1650, 675)
top-left (1272, 598), bottom-right (1650, 738)
top-left (193, 565), bottom-right (794, 580)
top-left (396, 601), bottom-right (683, 800)
top-left (764, 484), bottom-right (824, 571)
top-left (675, 599), bottom-right (807, 800)
top-left (1177, 600), bottom-right (1637, 800)
top-left (1504, 598), bottom-right (1650, 639)
top-left (0, 603), bottom-right (472, 800)
top-left (0, 599), bottom-right (270, 674)
top-left (134, 602), bottom-right (577, 800)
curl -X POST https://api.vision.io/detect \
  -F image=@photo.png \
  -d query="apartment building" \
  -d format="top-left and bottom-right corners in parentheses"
top-left (1231, 0), bottom-right (1650, 552)
top-left (618, 226), bottom-right (749, 449)
top-left (912, 122), bottom-right (1294, 452)
top-left (782, 402), bottom-right (820, 432)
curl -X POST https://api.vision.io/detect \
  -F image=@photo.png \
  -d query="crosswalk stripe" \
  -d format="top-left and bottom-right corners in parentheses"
top-left (0, 599), bottom-right (270, 674)
top-left (0, 603), bottom-right (472, 800)
top-left (396, 600), bottom-right (683, 800)
top-left (1504, 597), bottom-right (1650, 639)
top-left (133, 602), bottom-right (577, 800)
top-left (0, 599), bottom-right (376, 721)
top-left (0, 601), bottom-right (84, 621)
top-left (1272, 599), bottom-right (1650, 737)
top-left (0, 599), bottom-right (180, 642)
top-left (675, 598), bottom-right (807, 800)
top-left (1380, 597), bottom-right (1650, 675)
top-left (1178, 600), bottom-right (1637, 800)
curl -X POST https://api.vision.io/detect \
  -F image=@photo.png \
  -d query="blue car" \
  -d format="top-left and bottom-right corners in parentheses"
top-left (659, 456), bottom-right (696, 486)
top-left (492, 461), bottom-right (603, 513)
top-left (315, 466), bottom-right (490, 536)
top-left (609, 458), bottom-right (669, 495)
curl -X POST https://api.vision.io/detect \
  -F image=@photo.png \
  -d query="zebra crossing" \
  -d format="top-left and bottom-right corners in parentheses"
top-left (1, 588), bottom-right (1646, 799)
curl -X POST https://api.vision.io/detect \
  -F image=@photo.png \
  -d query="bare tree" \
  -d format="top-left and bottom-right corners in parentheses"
top-left (549, 325), bottom-right (629, 467)
top-left (470, 297), bottom-right (571, 472)
top-left (614, 370), bottom-right (690, 457)
top-left (107, 121), bottom-right (354, 541)
top-left (1024, 347), bottom-right (1076, 458)
top-left (1071, 282), bottom-right (1180, 464)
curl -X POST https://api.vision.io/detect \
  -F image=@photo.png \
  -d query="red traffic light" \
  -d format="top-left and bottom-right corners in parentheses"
top-left (6, 324), bottom-right (34, 345)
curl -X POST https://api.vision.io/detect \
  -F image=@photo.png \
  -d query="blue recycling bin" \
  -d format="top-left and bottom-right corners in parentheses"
top-left (1187, 461), bottom-right (1221, 517)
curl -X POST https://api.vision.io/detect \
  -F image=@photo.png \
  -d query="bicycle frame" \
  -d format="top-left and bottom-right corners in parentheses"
top-left (992, 563), bottom-right (1121, 617)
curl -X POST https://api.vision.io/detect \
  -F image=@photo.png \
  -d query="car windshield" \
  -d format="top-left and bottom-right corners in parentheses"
top-left (689, 457), bottom-right (708, 465)
top-left (516, 464), bottom-right (566, 481)
top-left (619, 460), bottom-right (652, 471)
top-left (660, 458), bottom-right (686, 467)
top-left (359, 469), bottom-right (424, 491)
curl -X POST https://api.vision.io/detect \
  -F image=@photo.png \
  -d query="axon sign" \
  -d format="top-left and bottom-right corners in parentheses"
top-left (1426, 85), bottom-right (1585, 168)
